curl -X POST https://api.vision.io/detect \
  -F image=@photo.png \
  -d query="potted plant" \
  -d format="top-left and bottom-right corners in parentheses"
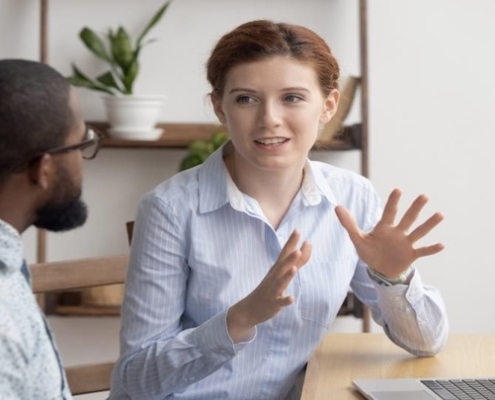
top-left (68, 1), bottom-right (171, 140)
top-left (179, 131), bottom-right (229, 171)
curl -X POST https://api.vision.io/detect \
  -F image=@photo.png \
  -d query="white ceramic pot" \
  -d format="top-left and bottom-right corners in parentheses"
top-left (103, 95), bottom-right (166, 140)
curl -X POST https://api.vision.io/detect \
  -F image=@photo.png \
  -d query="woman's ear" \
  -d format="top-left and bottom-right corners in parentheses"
top-left (211, 92), bottom-right (227, 125)
top-left (28, 154), bottom-right (54, 190)
top-left (321, 89), bottom-right (340, 123)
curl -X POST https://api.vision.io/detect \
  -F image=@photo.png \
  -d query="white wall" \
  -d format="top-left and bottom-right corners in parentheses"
top-left (1, 0), bottom-right (494, 335)
top-left (2, 0), bottom-right (362, 263)
top-left (368, 0), bottom-right (495, 333)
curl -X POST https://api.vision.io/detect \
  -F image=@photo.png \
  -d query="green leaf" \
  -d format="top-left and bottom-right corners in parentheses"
top-left (117, 44), bottom-right (142, 94)
top-left (96, 71), bottom-right (123, 92)
top-left (179, 154), bottom-right (204, 171)
top-left (204, 142), bottom-right (215, 155)
top-left (70, 64), bottom-right (93, 82)
top-left (109, 27), bottom-right (134, 71)
top-left (136, 1), bottom-right (171, 47)
top-left (68, 65), bottom-right (116, 94)
top-left (79, 28), bottom-right (113, 63)
top-left (68, 76), bottom-right (112, 94)
top-left (188, 140), bottom-right (210, 155)
top-left (69, 77), bottom-right (114, 94)
top-left (211, 131), bottom-right (229, 149)
top-left (138, 38), bottom-right (159, 48)
top-left (122, 61), bottom-right (139, 94)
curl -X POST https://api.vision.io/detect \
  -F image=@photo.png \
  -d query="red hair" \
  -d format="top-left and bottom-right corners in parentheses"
top-left (206, 20), bottom-right (340, 97)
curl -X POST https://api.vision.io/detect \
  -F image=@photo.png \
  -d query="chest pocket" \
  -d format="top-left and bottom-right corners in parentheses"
top-left (297, 258), bottom-right (356, 329)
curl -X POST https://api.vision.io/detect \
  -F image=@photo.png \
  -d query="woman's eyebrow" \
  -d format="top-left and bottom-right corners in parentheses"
top-left (228, 86), bottom-right (311, 94)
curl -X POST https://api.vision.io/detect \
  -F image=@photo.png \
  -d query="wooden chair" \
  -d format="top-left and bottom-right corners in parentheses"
top-left (30, 254), bottom-right (128, 395)
top-left (126, 221), bottom-right (369, 331)
top-left (126, 221), bottom-right (134, 245)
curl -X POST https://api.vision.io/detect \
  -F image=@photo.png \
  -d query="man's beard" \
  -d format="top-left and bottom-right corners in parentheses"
top-left (34, 165), bottom-right (88, 232)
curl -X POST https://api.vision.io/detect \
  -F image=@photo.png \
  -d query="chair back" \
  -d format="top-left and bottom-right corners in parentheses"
top-left (30, 253), bottom-right (128, 395)
top-left (126, 221), bottom-right (134, 245)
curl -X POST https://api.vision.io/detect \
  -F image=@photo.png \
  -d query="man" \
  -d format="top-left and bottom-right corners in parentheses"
top-left (0, 59), bottom-right (102, 398)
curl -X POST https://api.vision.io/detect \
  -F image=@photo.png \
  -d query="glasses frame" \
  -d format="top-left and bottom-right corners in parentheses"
top-left (42, 125), bottom-right (104, 160)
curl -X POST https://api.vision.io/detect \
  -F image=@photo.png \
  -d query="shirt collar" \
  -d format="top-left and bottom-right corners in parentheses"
top-left (198, 141), bottom-right (231, 213)
top-left (302, 160), bottom-right (338, 206)
top-left (0, 218), bottom-right (24, 274)
top-left (198, 143), bottom-right (339, 213)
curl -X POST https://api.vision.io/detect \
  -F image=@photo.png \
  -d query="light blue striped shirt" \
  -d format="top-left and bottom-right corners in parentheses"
top-left (109, 144), bottom-right (448, 400)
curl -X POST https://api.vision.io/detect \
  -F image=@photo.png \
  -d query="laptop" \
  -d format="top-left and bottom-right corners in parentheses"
top-left (353, 377), bottom-right (495, 399)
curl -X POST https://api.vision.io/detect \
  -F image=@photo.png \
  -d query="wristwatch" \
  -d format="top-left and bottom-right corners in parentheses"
top-left (367, 266), bottom-right (414, 286)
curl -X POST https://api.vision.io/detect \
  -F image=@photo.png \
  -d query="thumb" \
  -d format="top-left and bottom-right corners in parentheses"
top-left (335, 206), bottom-right (362, 244)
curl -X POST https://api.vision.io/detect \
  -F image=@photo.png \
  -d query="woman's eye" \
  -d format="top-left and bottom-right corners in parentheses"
top-left (285, 95), bottom-right (303, 103)
top-left (235, 95), bottom-right (254, 104)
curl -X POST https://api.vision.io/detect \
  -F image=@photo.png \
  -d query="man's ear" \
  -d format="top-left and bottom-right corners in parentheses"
top-left (28, 154), bottom-right (54, 190)
top-left (211, 92), bottom-right (227, 125)
top-left (321, 89), bottom-right (340, 123)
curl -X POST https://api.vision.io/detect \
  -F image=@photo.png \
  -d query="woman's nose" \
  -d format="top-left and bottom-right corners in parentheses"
top-left (258, 101), bottom-right (282, 129)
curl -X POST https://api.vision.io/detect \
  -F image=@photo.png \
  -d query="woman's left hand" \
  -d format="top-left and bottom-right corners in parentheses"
top-left (335, 188), bottom-right (444, 278)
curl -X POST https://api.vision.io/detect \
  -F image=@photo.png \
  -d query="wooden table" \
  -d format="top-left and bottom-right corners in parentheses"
top-left (301, 333), bottom-right (495, 399)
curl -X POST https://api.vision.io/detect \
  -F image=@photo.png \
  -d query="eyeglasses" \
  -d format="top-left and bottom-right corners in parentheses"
top-left (43, 125), bottom-right (104, 160)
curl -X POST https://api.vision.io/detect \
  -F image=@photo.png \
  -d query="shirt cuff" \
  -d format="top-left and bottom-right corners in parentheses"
top-left (194, 309), bottom-right (256, 363)
top-left (372, 268), bottom-right (426, 305)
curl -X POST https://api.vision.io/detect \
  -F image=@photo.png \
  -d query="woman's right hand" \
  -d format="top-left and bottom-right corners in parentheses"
top-left (226, 229), bottom-right (312, 343)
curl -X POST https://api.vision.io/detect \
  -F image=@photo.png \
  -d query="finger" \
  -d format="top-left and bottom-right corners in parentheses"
top-left (277, 230), bottom-right (301, 262)
top-left (274, 243), bottom-right (311, 292)
top-left (268, 243), bottom-right (302, 283)
top-left (278, 294), bottom-right (295, 307)
top-left (414, 243), bottom-right (445, 258)
top-left (408, 212), bottom-right (444, 242)
top-left (294, 241), bottom-right (312, 268)
top-left (274, 262), bottom-right (299, 295)
top-left (380, 188), bottom-right (401, 225)
top-left (396, 194), bottom-right (429, 232)
top-left (335, 206), bottom-right (362, 244)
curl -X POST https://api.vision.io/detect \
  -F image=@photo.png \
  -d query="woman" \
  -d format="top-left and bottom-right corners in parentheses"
top-left (110, 20), bottom-right (448, 400)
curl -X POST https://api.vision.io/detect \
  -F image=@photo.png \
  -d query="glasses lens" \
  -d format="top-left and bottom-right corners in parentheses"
top-left (82, 141), bottom-right (97, 159)
top-left (81, 128), bottom-right (102, 160)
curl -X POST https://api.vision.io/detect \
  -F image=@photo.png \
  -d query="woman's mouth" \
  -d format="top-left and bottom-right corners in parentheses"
top-left (254, 137), bottom-right (289, 146)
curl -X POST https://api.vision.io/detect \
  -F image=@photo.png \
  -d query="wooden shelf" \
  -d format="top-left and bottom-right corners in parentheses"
top-left (88, 121), bottom-right (360, 150)
top-left (90, 122), bottom-right (223, 149)
top-left (55, 305), bottom-right (121, 316)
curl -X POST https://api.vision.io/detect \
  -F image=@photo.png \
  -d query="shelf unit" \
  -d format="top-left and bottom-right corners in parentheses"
top-left (91, 121), bottom-right (361, 151)
top-left (38, 0), bottom-right (370, 331)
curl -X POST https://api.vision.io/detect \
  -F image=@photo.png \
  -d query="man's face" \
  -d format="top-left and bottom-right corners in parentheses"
top-left (34, 87), bottom-right (88, 232)
top-left (33, 163), bottom-right (87, 231)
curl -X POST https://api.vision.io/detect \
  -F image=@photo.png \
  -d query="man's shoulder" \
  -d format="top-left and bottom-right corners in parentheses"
top-left (0, 273), bottom-right (65, 396)
top-left (0, 280), bottom-right (31, 362)
top-left (0, 271), bottom-right (44, 356)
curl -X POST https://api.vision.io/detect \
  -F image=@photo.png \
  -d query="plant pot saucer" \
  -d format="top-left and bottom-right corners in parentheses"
top-left (108, 127), bottom-right (164, 141)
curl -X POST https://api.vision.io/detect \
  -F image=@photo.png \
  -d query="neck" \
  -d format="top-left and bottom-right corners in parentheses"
top-left (0, 178), bottom-right (38, 234)
top-left (225, 150), bottom-right (306, 229)
top-left (0, 203), bottom-right (33, 234)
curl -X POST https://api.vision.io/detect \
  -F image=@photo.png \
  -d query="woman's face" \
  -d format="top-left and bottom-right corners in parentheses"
top-left (212, 56), bottom-right (339, 173)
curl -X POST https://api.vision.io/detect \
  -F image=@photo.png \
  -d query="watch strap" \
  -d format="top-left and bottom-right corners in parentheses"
top-left (367, 266), bottom-right (414, 286)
